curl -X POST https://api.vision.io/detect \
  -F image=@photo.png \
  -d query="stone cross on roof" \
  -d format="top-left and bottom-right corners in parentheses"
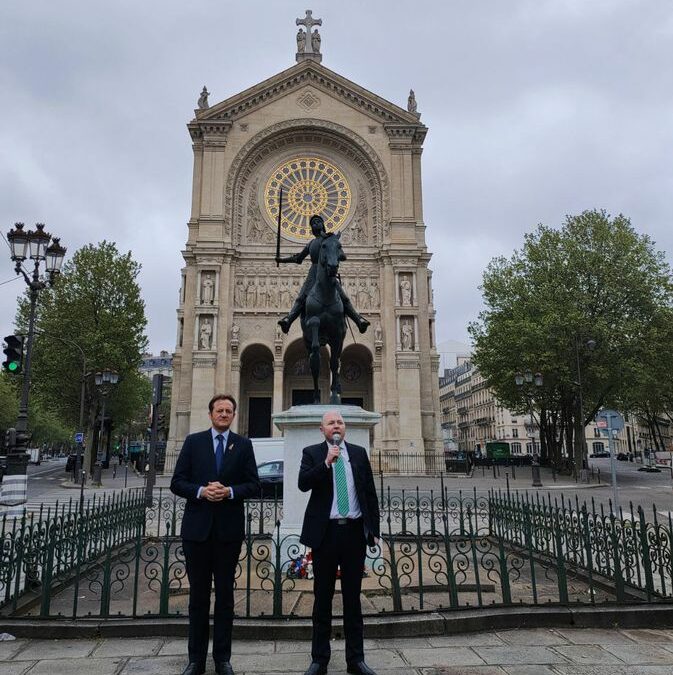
top-left (296, 9), bottom-right (322, 63)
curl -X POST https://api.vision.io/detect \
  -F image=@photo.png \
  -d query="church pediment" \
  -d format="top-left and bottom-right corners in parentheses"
top-left (190, 61), bottom-right (424, 130)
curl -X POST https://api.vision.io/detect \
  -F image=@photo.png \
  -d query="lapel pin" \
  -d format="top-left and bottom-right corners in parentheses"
top-left (228, 443), bottom-right (234, 451)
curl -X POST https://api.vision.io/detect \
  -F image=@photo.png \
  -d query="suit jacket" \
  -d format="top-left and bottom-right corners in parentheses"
top-left (298, 440), bottom-right (380, 549)
top-left (170, 429), bottom-right (260, 542)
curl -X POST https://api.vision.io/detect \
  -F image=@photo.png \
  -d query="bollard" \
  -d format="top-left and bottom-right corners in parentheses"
top-left (482, 464), bottom-right (485, 477)
top-left (124, 463), bottom-right (128, 488)
top-left (512, 464), bottom-right (516, 480)
top-left (506, 472), bottom-right (510, 496)
top-left (493, 464), bottom-right (497, 479)
top-left (112, 465), bottom-right (117, 480)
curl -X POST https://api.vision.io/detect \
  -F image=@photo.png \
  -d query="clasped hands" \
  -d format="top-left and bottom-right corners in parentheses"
top-left (201, 481), bottom-right (230, 501)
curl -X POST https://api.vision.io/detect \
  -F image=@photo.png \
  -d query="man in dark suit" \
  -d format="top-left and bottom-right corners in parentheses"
top-left (299, 410), bottom-right (380, 675)
top-left (171, 394), bottom-right (260, 675)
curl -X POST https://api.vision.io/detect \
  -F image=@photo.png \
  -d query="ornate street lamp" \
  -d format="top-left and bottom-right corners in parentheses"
top-left (93, 369), bottom-right (119, 477)
top-left (575, 337), bottom-right (596, 482)
top-left (515, 370), bottom-right (544, 487)
top-left (1, 223), bottom-right (66, 516)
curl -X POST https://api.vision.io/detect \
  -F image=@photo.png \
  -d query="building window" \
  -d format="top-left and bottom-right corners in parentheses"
top-left (592, 441), bottom-right (605, 453)
top-left (511, 442), bottom-right (522, 454)
top-left (512, 428), bottom-right (518, 438)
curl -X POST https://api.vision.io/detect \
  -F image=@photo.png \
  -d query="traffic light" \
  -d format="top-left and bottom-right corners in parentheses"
top-left (2, 335), bottom-right (24, 373)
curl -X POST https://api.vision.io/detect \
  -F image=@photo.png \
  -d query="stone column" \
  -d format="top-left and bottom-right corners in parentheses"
top-left (272, 361), bottom-right (284, 437)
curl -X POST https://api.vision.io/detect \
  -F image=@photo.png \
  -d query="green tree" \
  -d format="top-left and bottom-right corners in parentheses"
top-left (469, 210), bottom-right (673, 471)
top-left (0, 372), bottom-right (19, 445)
top-left (17, 241), bottom-right (148, 468)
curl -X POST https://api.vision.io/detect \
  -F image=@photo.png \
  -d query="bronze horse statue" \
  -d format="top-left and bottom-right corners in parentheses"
top-left (300, 232), bottom-right (349, 404)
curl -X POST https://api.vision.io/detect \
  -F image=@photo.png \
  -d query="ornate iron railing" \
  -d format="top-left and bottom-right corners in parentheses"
top-left (490, 489), bottom-right (673, 601)
top-left (2, 485), bottom-right (672, 619)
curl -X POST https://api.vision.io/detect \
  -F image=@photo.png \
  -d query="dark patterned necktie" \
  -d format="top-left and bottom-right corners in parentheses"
top-left (215, 434), bottom-right (224, 473)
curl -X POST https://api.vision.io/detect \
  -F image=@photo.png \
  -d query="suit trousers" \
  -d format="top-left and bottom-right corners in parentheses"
top-left (183, 534), bottom-right (242, 665)
top-left (311, 518), bottom-right (367, 666)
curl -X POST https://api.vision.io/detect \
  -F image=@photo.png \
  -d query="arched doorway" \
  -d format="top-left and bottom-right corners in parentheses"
top-left (340, 344), bottom-right (373, 410)
top-left (240, 343), bottom-right (274, 438)
top-left (283, 338), bottom-right (331, 407)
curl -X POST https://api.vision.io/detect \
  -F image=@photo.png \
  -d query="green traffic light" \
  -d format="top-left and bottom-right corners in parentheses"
top-left (7, 361), bottom-right (19, 372)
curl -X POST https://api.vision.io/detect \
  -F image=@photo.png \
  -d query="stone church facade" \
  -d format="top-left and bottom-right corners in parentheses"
top-left (165, 16), bottom-right (441, 471)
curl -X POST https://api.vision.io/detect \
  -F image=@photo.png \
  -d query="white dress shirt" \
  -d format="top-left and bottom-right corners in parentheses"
top-left (197, 428), bottom-right (234, 499)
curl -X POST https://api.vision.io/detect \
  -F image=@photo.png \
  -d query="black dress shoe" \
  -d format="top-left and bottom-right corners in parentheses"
top-left (180, 664), bottom-right (205, 675)
top-left (304, 663), bottom-right (328, 675)
top-left (215, 662), bottom-right (234, 675)
top-left (347, 662), bottom-right (377, 675)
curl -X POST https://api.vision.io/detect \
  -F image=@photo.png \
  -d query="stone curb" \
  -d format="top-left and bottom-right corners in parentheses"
top-left (4, 604), bottom-right (673, 640)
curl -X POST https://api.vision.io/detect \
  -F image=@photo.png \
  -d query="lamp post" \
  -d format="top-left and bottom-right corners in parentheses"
top-left (575, 337), bottom-right (596, 483)
top-left (515, 369), bottom-right (544, 488)
top-left (0, 223), bottom-right (66, 516)
top-left (92, 369), bottom-right (119, 482)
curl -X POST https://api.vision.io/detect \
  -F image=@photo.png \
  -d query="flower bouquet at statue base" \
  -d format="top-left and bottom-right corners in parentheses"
top-left (287, 550), bottom-right (314, 579)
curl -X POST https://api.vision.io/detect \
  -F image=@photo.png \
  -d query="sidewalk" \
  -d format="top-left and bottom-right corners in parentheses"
top-left (3, 627), bottom-right (673, 674)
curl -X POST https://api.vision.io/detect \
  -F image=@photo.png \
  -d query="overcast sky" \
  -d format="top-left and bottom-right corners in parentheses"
top-left (1, 0), bottom-right (671, 359)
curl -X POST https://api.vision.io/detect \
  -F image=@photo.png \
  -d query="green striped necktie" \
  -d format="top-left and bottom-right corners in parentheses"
top-left (334, 452), bottom-right (350, 516)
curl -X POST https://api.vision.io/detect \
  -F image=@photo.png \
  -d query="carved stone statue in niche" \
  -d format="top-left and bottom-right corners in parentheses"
top-left (400, 274), bottom-right (413, 306)
top-left (235, 279), bottom-right (245, 307)
top-left (369, 280), bottom-right (380, 308)
top-left (374, 321), bottom-right (383, 343)
top-left (201, 273), bottom-right (215, 305)
top-left (199, 317), bottom-right (213, 350)
top-left (347, 279), bottom-right (357, 305)
top-left (267, 278), bottom-right (279, 308)
top-left (246, 279), bottom-right (257, 307)
top-left (231, 322), bottom-right (240, 344)
top-left (257, 278), bottom-right (268, 308)
top-left (279, 278), bottom-right (291, 308)
top-left (401, 320), bottom-right (414, 351)
top-left (357, 279), bottom-right (370, 310)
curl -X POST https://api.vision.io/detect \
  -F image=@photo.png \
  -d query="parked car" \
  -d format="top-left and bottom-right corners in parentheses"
top-left (617, 452), bottom-right (628, 461)
top-left (257, 460), bottom-right (283, 498)
top-left (590, 451), bottom-right (610, 458)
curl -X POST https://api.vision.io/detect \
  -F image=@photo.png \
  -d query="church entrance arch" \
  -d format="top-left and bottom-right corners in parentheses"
top-left (283, 338), bottom-right (331, 407)
top-left (340, 344), bottom-right (373, 410)
top-left (240, 344), bottom-right (274, 438)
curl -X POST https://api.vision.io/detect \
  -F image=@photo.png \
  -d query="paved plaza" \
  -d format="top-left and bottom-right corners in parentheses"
top-left (4, 628), bottom-right (673, 674)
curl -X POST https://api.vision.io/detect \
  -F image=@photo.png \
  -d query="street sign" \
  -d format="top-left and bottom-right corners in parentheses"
top-left (74, 432), bottom-right (84, 443)
top-left (595, 409), bottom-right (625, 432)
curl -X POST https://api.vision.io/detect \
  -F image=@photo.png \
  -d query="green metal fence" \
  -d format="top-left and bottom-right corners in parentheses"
top-left (2, 485), bottom-right (672, 619)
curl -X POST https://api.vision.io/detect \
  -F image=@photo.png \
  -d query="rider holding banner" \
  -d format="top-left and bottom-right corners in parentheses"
top-left (276, 215), bottom-right (369, 335)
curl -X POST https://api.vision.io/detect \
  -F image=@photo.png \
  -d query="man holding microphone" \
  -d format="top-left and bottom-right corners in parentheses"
top-left (298, 410), bottom-right (380, 675)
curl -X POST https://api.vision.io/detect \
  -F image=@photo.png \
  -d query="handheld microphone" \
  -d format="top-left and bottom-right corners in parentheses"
top-left (331, 432), bottom-right (342, 446)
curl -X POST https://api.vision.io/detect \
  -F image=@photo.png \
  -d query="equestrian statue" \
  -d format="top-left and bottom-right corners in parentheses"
top-left (276, 214), bottom-right (369, 404)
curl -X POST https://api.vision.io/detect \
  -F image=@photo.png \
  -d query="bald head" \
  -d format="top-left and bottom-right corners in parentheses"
top-left (320, 410), bottom-right (346, 444)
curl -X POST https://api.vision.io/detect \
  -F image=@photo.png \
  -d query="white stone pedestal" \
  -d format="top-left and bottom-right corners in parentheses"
top-left (273, 405), bottom-right (381, 538)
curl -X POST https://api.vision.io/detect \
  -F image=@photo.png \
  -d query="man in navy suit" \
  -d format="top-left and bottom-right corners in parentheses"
top-left (299, 410), bottom-right (380, 675)
top-left (171, 394), bottom-right (260, 675)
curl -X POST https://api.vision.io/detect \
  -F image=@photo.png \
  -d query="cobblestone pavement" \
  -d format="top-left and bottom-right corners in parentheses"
top-left (3, 628), bottom-right (673, 674)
